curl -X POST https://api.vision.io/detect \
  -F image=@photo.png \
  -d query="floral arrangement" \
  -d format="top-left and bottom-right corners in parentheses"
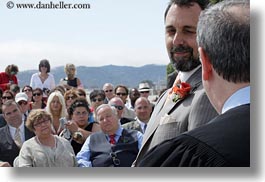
top-left (170, 82), bottom-right (191, 102)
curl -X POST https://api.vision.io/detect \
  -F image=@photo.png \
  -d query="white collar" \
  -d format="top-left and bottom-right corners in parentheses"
top-left (178, 66), bottom-right (201, 82)
top-left (8, 121), bottom-right (25, 139)
top-left (222, 86), bottom-right (250, 114)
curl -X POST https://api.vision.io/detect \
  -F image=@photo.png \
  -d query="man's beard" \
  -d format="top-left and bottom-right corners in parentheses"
top-left (170, 45), bottom-right (201, 72)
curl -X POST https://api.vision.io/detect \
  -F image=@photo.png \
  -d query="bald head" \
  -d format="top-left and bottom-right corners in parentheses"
top-left (134, 97), bottom-right (152, 123)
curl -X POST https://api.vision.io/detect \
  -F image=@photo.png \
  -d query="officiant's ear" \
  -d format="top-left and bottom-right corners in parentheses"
top-left (199, 47), bottom-right (212, 81)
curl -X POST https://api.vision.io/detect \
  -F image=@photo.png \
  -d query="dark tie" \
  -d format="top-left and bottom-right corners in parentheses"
top-left (143, 124), bottom-right (147, 133)
top-left (109, 134), bottom-right (116, 145)
top-left (24, 113), bottom-right (27, 122)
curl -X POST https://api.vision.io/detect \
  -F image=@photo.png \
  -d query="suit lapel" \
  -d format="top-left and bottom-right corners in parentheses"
top-left (140, 67), bottom-right (203, 154)
top-left (24, 125), bottom-right (35, 140)
top-left (141, 89), bottom-right (173, 147)
top-left (4, 125), bottom-right (14, 145)
top-left (186, 66), bottom-right (202, 90)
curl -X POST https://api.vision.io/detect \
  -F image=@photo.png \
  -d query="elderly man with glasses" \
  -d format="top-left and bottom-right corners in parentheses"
top-left (102, 83), bottom-right (115, 104)
top-left (108, 96), bottom-right (135, 125)
top-left (76, 104), bottom-right (143, 167)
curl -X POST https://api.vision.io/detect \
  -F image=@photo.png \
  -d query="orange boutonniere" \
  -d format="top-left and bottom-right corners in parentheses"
top-left (170, 82), bottom-right (191, 102)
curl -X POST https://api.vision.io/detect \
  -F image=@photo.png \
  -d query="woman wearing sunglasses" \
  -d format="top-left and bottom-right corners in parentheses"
top-left (31, 88), bottom-right (46, 110)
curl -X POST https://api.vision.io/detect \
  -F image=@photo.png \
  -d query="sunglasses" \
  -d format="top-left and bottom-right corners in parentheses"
top-left (18, 101), bottom-right (28, 105)
top-left (140, 91), bottom-right (150, 94)
top-left (66, 96), bottom-right (76, 100)
top-left (111, 105), bottom-right (124, 110)
top-left (33, 93), bottom-right (41, 96)
top-left (78, 93), bottom-right (85, 97)
top-left (2, 96), bottom-right (12, 99)
top-left (104, 90), bottom-right (113, 93)
top-left (116, 93), bottom-right (127, 96)
top-left (23, 89), bottom-right (32, 92)
top-left (40, 65), bottom-right (47, 67)
top-left (91, 98), bottom-right (103, 102)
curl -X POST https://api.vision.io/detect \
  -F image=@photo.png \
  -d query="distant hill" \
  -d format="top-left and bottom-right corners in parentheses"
top-left (17, 64), bottom-right (167, 90)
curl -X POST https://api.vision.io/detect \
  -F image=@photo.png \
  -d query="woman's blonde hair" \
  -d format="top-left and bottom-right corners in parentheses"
top-left (64, 63), bottom-right (76, 75)
top-left (46, 91), bottom-right (67, 118)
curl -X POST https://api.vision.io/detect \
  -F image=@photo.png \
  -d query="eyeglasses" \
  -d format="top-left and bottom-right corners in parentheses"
top-left (66, 96), bottom-right (76, 100)
top-left (111, 105), bottom-right (124, 110)
top-left (140, 91), bottom-right (150, 94)
top-left (91, 98), bottom-right (103, 102)
top-left (116, 93), bottom-right (127, 96)
top-left (73, 111), bottom-right (88, 117)
top-left (33, 93), bottom-right (41, 96)
top-left (104, 90), bottom-right (113, 93)
top-left (110, 152), bottom-right (120, 166)
top-left (18, 101), bottom-right (28, 105)
top-left (2, 96), bottom-right (12, 100)
top-left (33, 119), bottom-right (50, 127)
top-left (23, 89), bottom-right (32, 92)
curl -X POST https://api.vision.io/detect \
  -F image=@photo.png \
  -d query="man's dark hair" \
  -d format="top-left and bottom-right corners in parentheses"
top-left (114, 85), bottom-right (129, 95)
top-left (68, 97), bottom-right (91, 119)
top-left (89, 90), bottom-right (106, 100)
top-left (164, 0), bottom-right (210, 22)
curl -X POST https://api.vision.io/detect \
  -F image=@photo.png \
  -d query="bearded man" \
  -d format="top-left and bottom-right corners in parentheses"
top-left (133, 0), bottom-right (218, 166)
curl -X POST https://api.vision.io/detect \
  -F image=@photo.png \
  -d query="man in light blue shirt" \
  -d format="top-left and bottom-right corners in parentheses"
top-left (76, 104), bottom-right (143, 167)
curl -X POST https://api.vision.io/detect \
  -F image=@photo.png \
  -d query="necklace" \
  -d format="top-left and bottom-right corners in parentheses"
top-left (36, 135), bottom-right (56, 148)
top-left (39, 73), bottom-right (48, 83)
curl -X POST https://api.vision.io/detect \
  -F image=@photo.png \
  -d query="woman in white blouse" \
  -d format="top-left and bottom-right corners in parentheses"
top-left (30, 59), bottom-right (55, 102)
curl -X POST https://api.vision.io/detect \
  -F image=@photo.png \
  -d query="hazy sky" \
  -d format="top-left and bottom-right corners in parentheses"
top-left (0, 0), bottom-right (169, 71)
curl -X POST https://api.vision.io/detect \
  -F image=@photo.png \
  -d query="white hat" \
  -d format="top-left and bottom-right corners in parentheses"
top-left (138, 83), bottom-right (150, 92)
top-left (15, 92), bottom-right (28, 103)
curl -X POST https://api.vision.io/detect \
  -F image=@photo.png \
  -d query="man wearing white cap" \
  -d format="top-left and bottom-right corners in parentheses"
top-left (138, 83), bottom-right (151, 99)
top-left (138, 83), bottom-right (154, 114)
top-left (15, 92), bottom-right (30, 122)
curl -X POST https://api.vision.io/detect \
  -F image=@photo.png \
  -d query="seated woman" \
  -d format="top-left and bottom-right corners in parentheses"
top-left (64, 89), bottom-right (78, 110)
top-left (46, 91), bottom-right (67, 135)
top-left (31, 88), bottom-right (46, 110)
top-left (89, 90), bottom-right (105, 123)
top-left (14, 109), bottom-right (77, 167)
top-left (60, 63), bottom-right (83, 90)
top-left (22, 85), bottom-right (33, 102)
top-left (2, 90), bottom-right (14, 103)
top-left (60, 98), bottom-right (101, 154)
top-left (76, 88), bottom-right (94, 123)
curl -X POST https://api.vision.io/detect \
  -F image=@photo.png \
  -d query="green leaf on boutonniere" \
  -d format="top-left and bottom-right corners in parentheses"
top-left (171, 82), bottom-right (191, 103)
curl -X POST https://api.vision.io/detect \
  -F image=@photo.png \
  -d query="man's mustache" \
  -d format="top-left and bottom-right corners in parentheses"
top-left (170, 46), bottom-right (193, 54)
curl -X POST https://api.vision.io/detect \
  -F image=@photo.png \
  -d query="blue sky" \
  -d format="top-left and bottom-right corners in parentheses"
top-left (0, 0), bottom-right (169, 71)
